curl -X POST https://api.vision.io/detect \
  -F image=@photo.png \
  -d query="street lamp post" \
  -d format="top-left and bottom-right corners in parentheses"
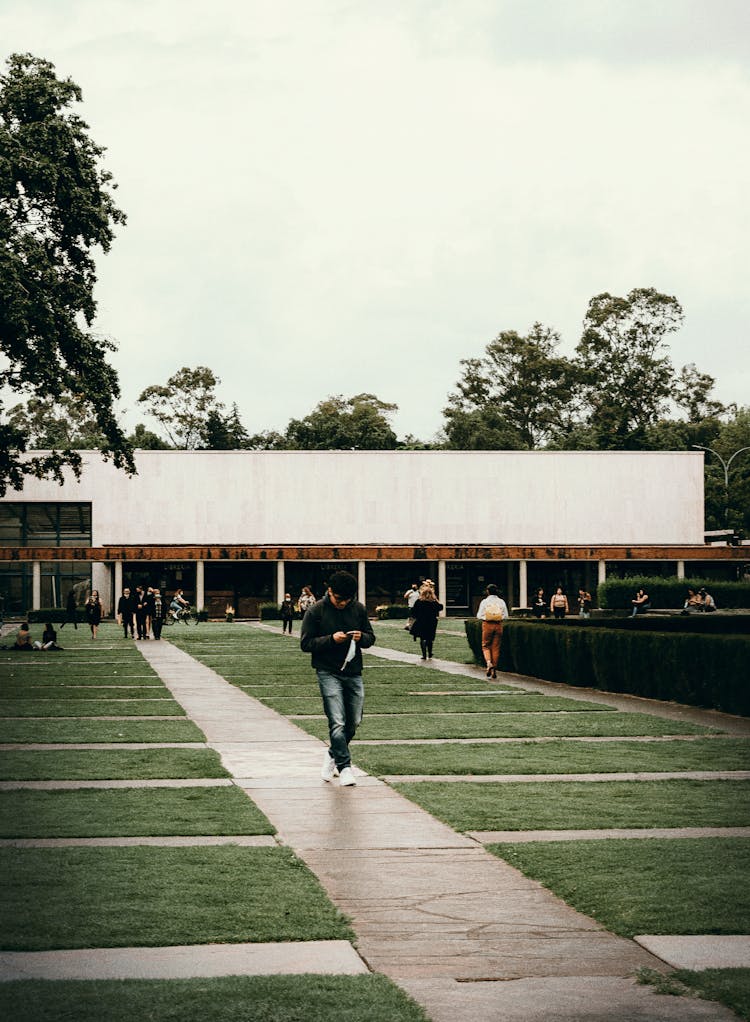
top-left (692, 445), bottom-right (750, 529)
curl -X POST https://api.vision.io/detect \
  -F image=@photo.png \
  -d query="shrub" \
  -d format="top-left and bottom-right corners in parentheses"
top-left (259, 602), bottom-right (281, 620)
top-left (375, 604), bottom-right (411, 619)
top-left (532, 616), bottom-right (750, 635)
top-left (598, 576), bottom-right (750, 611)
top-left (464, 619), bottom-right (749, 715)
top-left (27, 608), bottom-right (85, 625)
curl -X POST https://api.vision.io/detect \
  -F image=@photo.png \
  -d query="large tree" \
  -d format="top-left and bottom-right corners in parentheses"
top-left (0, 53), bottom-right (133, 495)
top-left (574, 287), bottom-right (684, 448)
top-left (5, 395), bottom-right (105, 450)
top-left (442, 323), bottom-right (578, 449)
top-left (137, 366), bottom-right (225, 449)
top-left (249, 394), bottom-right (399, 450)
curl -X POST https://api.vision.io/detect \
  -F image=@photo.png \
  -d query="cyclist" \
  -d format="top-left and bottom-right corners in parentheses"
top-left (169, 588), bottom-right (190, 622)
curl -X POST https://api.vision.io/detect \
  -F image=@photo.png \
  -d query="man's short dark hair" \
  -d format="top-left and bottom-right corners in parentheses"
top-left (328, 571), bottom-right (357, 599)
top-left (486, 584), bottom-right (498, 595)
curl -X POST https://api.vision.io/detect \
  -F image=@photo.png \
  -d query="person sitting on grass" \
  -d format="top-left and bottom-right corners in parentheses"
top-left (33, 622), bottom-right (63, 651)
top-left (12, 622), bottom-right (34, 651)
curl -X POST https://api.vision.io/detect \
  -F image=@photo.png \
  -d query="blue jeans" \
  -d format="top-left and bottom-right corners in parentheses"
top-left (316, 669), bottom-right (364, 771)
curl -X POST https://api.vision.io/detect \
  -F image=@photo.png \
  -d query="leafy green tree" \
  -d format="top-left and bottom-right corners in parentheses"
top-left (200, 403), bottom-right (250, 450)
top-left (0, 53), bottom-right (133, 495)
top-left (443, 323), bottom-right (578, 449)
top-left (137, 366), bottom-right (224, 449)
top-left (5, 396), bottom-right (106, 450)
top-left (128, 423), bottom-right (172, 450)
top-left (698, 407), bottom-right (750, 536)
top-left (250, 394), bottom-right (400, 450)
top-left (574, 288), bottom-right (684, 448)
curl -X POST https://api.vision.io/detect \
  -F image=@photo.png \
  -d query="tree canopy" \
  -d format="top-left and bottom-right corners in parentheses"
top-left (250, 393), bottom-right (400, 451)
top-left (0, 53), bottom-right (133, 495)
top-left (137, 366), bottom-right (226, 449)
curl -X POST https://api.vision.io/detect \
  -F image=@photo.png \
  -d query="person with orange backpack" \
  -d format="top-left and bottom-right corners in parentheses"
top-left (476, 584), bottom-right (509, 679)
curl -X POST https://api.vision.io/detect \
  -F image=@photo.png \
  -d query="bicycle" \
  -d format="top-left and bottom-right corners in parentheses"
top-left (163, 603), bottom-right (199, 626)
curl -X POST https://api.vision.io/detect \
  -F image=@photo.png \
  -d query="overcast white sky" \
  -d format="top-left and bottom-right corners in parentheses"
top-left (3, 0), bottom-right (749, 442)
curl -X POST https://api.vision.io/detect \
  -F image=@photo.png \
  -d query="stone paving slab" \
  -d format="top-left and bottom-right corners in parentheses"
top-left (398, 975), bottom-right (738, 1021)
top-left (469, 827), bottom-right (750, 843)
top-left (0, 835), bottom-right (278, 848)
top-left (0, 777), bottom-right (232, 790)
top-left (634, 935), bottom-right (750, 970)
top-left (382, 771), bottom-right (750, 783)
top-left (0, 940), bottom-right (367, 981)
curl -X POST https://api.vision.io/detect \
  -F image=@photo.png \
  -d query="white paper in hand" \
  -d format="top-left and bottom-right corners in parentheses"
top-left (341, 637), bottom-right (357, 670)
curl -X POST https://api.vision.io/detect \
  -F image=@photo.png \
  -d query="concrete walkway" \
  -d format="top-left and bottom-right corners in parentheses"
top-left (128, 638), bottom-right (738, 1021)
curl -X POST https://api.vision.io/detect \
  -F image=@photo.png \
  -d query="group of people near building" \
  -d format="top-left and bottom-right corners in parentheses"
top-left (531, 587), bottom-right (593, 620)
top-left (279, 586), bottom-right (317, 634)
top-left (115, 586), bottom-right (189, 640)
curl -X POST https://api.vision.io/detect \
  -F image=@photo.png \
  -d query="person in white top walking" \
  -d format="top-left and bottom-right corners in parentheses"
top-left (476, 584), bottom-right (509, 679)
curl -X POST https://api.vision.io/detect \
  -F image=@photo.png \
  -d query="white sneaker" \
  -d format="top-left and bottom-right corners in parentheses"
top-left (339, 766), bottom-right (357, 787)
top-left (321, 752), bottom-right (339, 782)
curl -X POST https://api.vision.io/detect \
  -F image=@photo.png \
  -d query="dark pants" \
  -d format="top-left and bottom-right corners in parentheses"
top-left (152, 617), bottom-right (163, 640)
top-left (122, 614), bottom-right (134, 638)
top-left (420, 637), bottom-right (434, 658)
top-left (282, 617), bottom-right (293, 634)
top-left (136, 611), bottom-right (148, 638)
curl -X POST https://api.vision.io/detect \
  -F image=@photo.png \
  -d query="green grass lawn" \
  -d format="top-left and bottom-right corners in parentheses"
top-left (0, 698), bottom-right (184, 716)
top-left (490, 838), bottom-right (750, 937)
top-left (0, 685), bottom-right (171, 699)
top-left (0, 846), bottom-right (352, 949)
top-left (261, 693), bottom-right (613, 715)
top-left (0, 786), bottom-right (273, 837)
top-left (0, 718), bottom-right (205, 743)
top-left (0, 975), bottom-right (430, 1022)
top-left (0, 748), bottom-right (229, 780)
top-left (393, 779), bottom-right (750, 831)
top-left (671, 969), bottom-right (750, 1022)
top-left (354, 737), bottom-right (750, 776)
top-left (296, 712), bottom-right (712, 741)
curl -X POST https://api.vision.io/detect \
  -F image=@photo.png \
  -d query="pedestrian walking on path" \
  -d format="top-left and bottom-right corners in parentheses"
top-left (300, 570), bottom-right (375, 787)
top-left (84, 590), bottom-right (102, 640)
top-left (280, 593), bottom-right (295, 634)
top-left (59, 587), bottom-right (78, 630)
top-left (410, 582), bottom-right (443, 660)
top-left (476, 583), bottom-right (508, 679)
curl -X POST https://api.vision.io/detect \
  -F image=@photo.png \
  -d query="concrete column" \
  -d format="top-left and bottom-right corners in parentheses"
top-left (276, 560), bottom-right (285, 603)
top-left (437, 560), bottom-right (447, 617)
top-left (358, 560), bottom-right (366, 606)
top-left (519, 559), bottom-right (528, 610)
top-left (92, 563), bottom-right (111, 614)
top-left (598, 560), bottom-right (607, 586)
top-left (677, 560), bottom-right (685, 580)
top-left (114, 562), bottom-right (123, 607)
top-left (32, 561), bottom-right (41, 611)
top-left (196, 560), bottom-right (205, 611)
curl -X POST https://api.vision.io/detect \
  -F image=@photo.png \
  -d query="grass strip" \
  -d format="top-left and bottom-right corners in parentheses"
top-left (0, 719), bottom-right (205, 743)
top-left (671, 968), bottom-right (750, 1022)
top-left (489, 838), bottom-right (750, 937)
top-left (0, 686), bottom-right (170, 699)
top-left (296, 712), bottom-right (711, 741)
top-left (0, 786), bottom-right (273, 838)
top-left (0, 975), bottom-right (430, 1022)
top-left (0, 748), bottom-right (229, 781)
top-left (0, 846), bottom-right (351, 950)
top-left (354, 738), bottom-right (750, 776)
top-left (260, 694), bottom-right (612, 715)
top-left (0, 699), bottom-right (184, 717)
top-left (392, 779), bottom-right (750, 831)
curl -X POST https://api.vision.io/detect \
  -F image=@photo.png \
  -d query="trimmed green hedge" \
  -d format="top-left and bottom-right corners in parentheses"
top-left (26, 608), bottom-right (86, 625)
top-left (375, 604), bottom-right (410, 619)
top-left (259, 603), bottom-right (281, 620)
top-left (464, 619), bottom-right (749, 715)
top-left (598, 576), bottom-right (750, 610)
top-left (532, 616), bottom-right (750, 635)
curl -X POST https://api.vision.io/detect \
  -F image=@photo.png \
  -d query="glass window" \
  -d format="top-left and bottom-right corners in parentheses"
top-left (0, 503), bottom-right (91, 547)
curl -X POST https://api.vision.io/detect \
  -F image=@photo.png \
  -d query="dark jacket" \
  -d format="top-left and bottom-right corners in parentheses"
top-left (410, 598), bottom-right (442, 641)
top-left (117, 595), bottom-right (135, 618)
top-left (280, 598), bottom-right (294, 620)
top-left (300, 594), bottom-right (375, 676)
top-left (85, 599), bottom-right (102, 625)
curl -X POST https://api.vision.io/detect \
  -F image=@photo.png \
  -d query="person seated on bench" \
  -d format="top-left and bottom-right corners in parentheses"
top-left (699, 587), bottom-right (717, 612)
top-left (682, 588), bottom-right (703, 613)
top-left (630, 588), bottom-right (651, 617)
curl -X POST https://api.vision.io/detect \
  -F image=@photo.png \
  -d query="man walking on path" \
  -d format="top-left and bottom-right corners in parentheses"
top-left (300, 570), bottom-right (375, 787)
top-left (116, 587), bottom-right (135, 638)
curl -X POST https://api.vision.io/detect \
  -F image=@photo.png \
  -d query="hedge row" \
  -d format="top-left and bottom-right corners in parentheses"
top-left (375, 604), bottom-right (411, 619)
top-left (531, 615), bottom-right (750, 635)
top-left (26, 609), bottom-right (86, 625)
top-left (598, 576), bottom-right (750, 610)
top-left (465, 619), bottom-right (749, 716)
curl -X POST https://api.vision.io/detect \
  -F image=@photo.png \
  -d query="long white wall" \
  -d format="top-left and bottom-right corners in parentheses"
top-left (4, 450), bottom-right (704, 546)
